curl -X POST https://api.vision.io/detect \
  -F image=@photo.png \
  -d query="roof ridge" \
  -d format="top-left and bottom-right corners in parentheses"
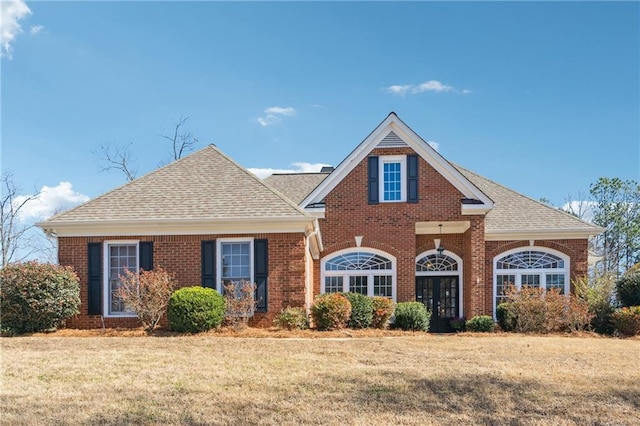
top-left (453, 163), bottom-right (603, 230)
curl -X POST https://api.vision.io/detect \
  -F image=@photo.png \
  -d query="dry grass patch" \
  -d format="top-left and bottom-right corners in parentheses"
top-left (2, 333), bottom-right (639, 425)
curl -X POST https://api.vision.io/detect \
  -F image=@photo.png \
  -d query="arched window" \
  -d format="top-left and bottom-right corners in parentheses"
top-left (493, 247), bottom-right (569, 313)
top-left (321, 249), bottom-right (396, 299)
top-left (416, 252), bottom-right (460, 273)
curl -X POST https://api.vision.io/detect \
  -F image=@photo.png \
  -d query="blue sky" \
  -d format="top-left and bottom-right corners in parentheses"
top-left (2, 1), bottom-right (639, 224)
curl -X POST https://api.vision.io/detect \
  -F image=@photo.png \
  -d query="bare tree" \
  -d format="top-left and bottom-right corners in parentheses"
top-left (1, 174), bottom-right (40, 267)
top-left (160, 116), bottom-right (198, 161)
top-left (95, 143), bottom-right (138, 182)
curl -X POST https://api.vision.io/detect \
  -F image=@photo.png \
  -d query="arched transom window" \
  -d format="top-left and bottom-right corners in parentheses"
top-left (494, 248), bottom-right (569, 312)
top-left (322, 249), bottom-right (396, 299)
top-left (416, 253), bottom-right (459, 272)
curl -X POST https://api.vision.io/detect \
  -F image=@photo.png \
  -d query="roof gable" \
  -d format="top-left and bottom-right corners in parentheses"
top-left (300, 112), bottom-right (494, 214)
top-left (40, 145), bottom-right (314, 236)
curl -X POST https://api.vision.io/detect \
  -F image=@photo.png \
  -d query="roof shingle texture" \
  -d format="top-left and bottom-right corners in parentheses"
top-left (454, 165), bottom-right (600, 232)
top-left (45, 145), bottom-right (309, 223)
top-left (264, 173), bottom-right (330, 204)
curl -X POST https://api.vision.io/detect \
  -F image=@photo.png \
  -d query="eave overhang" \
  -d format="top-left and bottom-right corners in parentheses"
top-left (38, 217), bottom-right (315, 238)
top-left (485, 227), bottom-right (605, 241)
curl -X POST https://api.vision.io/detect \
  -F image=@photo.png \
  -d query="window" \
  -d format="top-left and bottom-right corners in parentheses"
top-left (217, 239), bottom-right (253, 292)
top-left (321, 249), bottom-right (396, 299)
top-left (493, 248), bottom-right (569, 315)
top-left (104, 241), bottom-right (138, 316)
top-left (379, 156), bottom-right (406, 202)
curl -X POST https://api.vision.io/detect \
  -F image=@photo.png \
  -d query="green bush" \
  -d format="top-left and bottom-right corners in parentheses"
top-left (616, 271), bottom-right (640, 307)
top-left (342, 292), bottom-right (373, 329)
top-left (394, 302), bottom-right (431, 332)
top-left (573, 274), bottom-right (616, 334)
top-left (370, 296), bottom-right (395, 329)
top-left (611, 306), bottom-right (640, 336)
top-left (0, 261), bottom-right (80, 334)
top-left (167, 286), bottom-right (225, 333)
top-left (450, 317), bottom-right (466, 332)
top-left (311, 293), bottom-right (351, 331)
top-left (465, 315), bottom-right (495, 332)
top-left (496, 303), bottom-right (515, 331)
top-left (273, 306), bottom-right (308, 330)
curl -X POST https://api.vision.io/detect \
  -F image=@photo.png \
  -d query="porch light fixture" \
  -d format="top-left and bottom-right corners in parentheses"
top-left (436, 224), bottom-right (445, 255)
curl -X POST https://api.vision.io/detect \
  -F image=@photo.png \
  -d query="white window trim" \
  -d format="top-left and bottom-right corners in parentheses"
top-left (216, 237), bottom-right (254, 294)
top-left (321, 247), bottom-right (397, 301)
top-left (492, 246), bottom-right (570, 317)
top-left (103, 240), bottom-right (139, 318)
top-left (415, 250), bottom-right (464, 318)
top-left (379, 155), bottom-right (406, 203)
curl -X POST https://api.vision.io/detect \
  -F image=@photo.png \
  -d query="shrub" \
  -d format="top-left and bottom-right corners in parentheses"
top-left (273, 307), bottom-right (308, 330)
top-left (0, 261), bottom-right (80, 334)
top-left (502, 286), bottom-right (592, 333)
top-left (311, 293), bottom-right (351, 331)
top-left (574, 274), bottom-right (616, 334)
top-left (224, 281), bottom-right (256, 330)
top-left (611, 306), bottom-right (640, 336)
top-left (496, 303), bottom-right (515, 331)
top-left (394, 302), bottom-right (430, 332)
top-left (465, 315), bottom-right (494, 332)
top-left (116, 267), bottom-right (175, 333)
top-left (370, 296), bottom-right (395, 329)
top-left (616, 270), bottom-right (640, 307)
top-left (167, 286), bottom-right (225, 333)
top-left (450, 316), bottom-right (466, 332)
top-left (341, 292), bottom-right (373, 329)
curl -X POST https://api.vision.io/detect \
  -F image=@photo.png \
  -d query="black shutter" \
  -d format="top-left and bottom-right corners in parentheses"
top-left (87, 243), bottom-right (102, 315)
top-left (201, 241), bottom-right (216, 289)
top-left (407, 154), bottom-right (419, 203)
top-left (254, 239), bottom-right (268, 312)
top-left (368, 156), bottom-right (379, 204)
top-left (139, 242), bottom-right (153, 271)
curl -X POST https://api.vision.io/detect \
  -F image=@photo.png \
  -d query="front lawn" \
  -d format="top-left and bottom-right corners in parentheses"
top-left (1, 333), bottom-right (638, 425)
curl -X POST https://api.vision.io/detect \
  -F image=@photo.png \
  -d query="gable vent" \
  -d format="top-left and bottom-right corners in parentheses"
top-left (377, 131), bottom-right (408, 148)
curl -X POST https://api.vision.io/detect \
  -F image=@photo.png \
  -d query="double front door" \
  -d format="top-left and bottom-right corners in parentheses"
top-left (416, 276), bottom-right (459, 333)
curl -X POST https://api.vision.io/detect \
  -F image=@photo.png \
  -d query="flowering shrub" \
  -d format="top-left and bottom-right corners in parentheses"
top-left (394, 302), bottom-right (430, 332)
top-left (342, 292), bottom-right (373, 329)
top-left (465, 315), bottom-right (494, 332)
top-left (273, 307), bottom-right (308, 330)
top-left (370, 296), bottom-right (395, 329)
top-left (611, 306), bottom-right (640, 336)
top-left (116, 267), bottom-right (176, 333)
top-left (0, 261), bottom-right (80, 333)
top-left (311, 293), bottom-right (351, 331)
top-left (167, 287), bottom-right (225, 333)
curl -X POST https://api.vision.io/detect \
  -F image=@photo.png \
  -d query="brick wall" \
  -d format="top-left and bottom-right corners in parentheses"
top-left (58, 233), bottom-right (307, 329)
top-left (314, 147), bottom-right (478, 305)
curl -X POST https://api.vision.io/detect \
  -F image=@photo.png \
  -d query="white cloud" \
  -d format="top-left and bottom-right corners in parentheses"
top-left (384, 80), bottom-right (471, 96)
top-left (257, 106), bottom-right (297, 127)
top-left (248, 162), bottom-right (332, 179)
top-left (29, 24), bottom-right (43, 35)
top-left (561, 200), bottom-right (596, 223)
top-left (427, 141), bottom-right (440, 152)
top-left (0, 0), bottom-right (32, 58)
top-left (15, 182), bottom-right (90, 222)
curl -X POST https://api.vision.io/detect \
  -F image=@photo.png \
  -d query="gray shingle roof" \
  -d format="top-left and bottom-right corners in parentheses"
top-left (454, 165), bottom-right (601, 233)
top-left (264, 173), bottom-right (330, 204)
top-left (43, 145), bottom-right (310, 224)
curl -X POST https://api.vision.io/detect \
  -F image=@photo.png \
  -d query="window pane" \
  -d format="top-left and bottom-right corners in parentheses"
top-left (521, 274), bottom-right (540, 288)
top-left (349, 276), bottom-right (367, 295)
top-left (325, 276), bottom-right (343, 293)
top-left (546, 274), bottom-right (565, 293)
top-left (108, 243), bottom-right (137, 315)
top-left (325, 251), bottom-right (392, 271)
top-left (496, 274), bottom-right (515, 307)
top-left (416, 254), bottom-right (458, 272)
top-left (221, 242), bottom-right (251, 287)
top-left (374, 275), bottom-right (392, 298)
top-left (496, 250), bottom-right (565, 270)
top-left (383, 162), bottom-right (402, 201)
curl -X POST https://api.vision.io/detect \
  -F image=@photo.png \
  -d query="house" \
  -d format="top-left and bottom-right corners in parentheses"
top-left (39, 113), bottom-right (602, 331)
